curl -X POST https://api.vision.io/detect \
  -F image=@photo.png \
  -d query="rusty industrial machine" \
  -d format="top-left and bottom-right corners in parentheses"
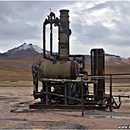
top-left (30, 9), bottom-right (129, 112)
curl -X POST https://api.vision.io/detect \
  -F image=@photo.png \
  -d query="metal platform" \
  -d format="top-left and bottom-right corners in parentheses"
top-left (29, 102), bottom-right (106, 111)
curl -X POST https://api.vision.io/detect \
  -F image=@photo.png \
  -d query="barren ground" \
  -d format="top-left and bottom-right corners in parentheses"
top-left (0, 87), bottom-right (130, 129)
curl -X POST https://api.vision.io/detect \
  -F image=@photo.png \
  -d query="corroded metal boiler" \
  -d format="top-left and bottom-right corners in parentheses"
top-left (37, 9), bottom-right (78, 79)
top-left (38, 60), bottom-right (78, 79)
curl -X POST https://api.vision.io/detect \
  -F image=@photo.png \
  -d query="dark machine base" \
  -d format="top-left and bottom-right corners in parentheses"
top-left (29, 102), bottom-right (106, 111)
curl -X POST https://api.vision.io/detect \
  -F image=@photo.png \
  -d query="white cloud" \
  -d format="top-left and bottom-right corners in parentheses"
top-left (64, 1), bottom-right (130, 58)
top-left (0, 1), bottom-right (130, 58)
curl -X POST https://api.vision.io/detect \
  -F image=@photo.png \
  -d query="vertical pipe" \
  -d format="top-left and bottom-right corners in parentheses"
top-left (36, 79), bottom-right (38, 93)
top-left (43, 22), bottom-right (46, 58)
top-left (50, 22), bottom-right (53, 55)
top-left (87, 83), bottom-right (89, 105)
top-left (91, 49), bottom-right (105, 100)
top-left (58, 24), bottom-right (60, 56)
top-left (59, 9), bottom-right (70, 57)
top-left (94, 49), bottom-right (99, 98)
top-left (46, 85), bottom-right (48, 105)
top-left (91, 50), bottom-right (94, 76)
top-left (110, 75), bottom-right (112, 112)
top-left (48, 86), bottom-right (51, 104)
top-left (65, 85), bottom-right (67, 105)
top-left (33, 79), bottom-right (38, 99)
top-left (81, 77), bottom-right (84, 117)
top-left (42, 82), bottom-right (46, 102)
top-left (119, 95), bottom-right (121, 102)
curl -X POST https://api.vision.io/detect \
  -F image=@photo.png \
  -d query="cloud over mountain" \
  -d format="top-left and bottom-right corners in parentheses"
top-left (0, 1), bottom-right (130, 58)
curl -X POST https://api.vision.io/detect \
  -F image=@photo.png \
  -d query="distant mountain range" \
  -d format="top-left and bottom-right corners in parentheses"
top-left (0, 43), bottom-right (130, 64)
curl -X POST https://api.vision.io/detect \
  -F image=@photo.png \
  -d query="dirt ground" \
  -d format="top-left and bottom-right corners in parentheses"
top-left (0, 87), bottom-right (130, 129)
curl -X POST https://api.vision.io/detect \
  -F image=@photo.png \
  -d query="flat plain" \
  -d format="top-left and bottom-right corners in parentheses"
top-left (0, 58), bottom-right (130, 129)
top-left (0, 87), bottom-right (130, 129)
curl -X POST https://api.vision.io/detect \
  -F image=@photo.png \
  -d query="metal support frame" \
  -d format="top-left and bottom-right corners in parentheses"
top-left (30, 77), bottom-right (107, 111)
top-left (110, 75), bottom-right (112, 112)
top-left (31, 72), bottom-right (130, 112)
top-left (88, 73), bottom-right (130, 111)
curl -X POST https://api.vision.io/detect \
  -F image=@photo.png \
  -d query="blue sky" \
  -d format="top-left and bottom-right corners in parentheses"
top-left (0, 1), bottom-right (130, 58)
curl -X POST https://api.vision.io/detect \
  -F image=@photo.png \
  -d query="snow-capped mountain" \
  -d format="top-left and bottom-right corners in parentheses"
top-left (0, 43), bottom-right (129, 64)
top-left (0, 43), bottom-right (44, 59)
top-left (7, 43), bottom-right (43, 54)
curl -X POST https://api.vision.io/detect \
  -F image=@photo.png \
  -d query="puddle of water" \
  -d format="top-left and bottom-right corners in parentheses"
top-left (106, 115), bottom-right (130, 119)
top-left (85, 115), bottom-right (130, 119)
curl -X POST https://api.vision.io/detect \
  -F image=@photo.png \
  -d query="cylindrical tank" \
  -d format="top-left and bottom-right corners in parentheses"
top-left (91, 49), bottom-right (105, 100)
top-left (59, 9), bottom-right (70, 57)
top-left (38, 60), bottom-right (78, 79)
